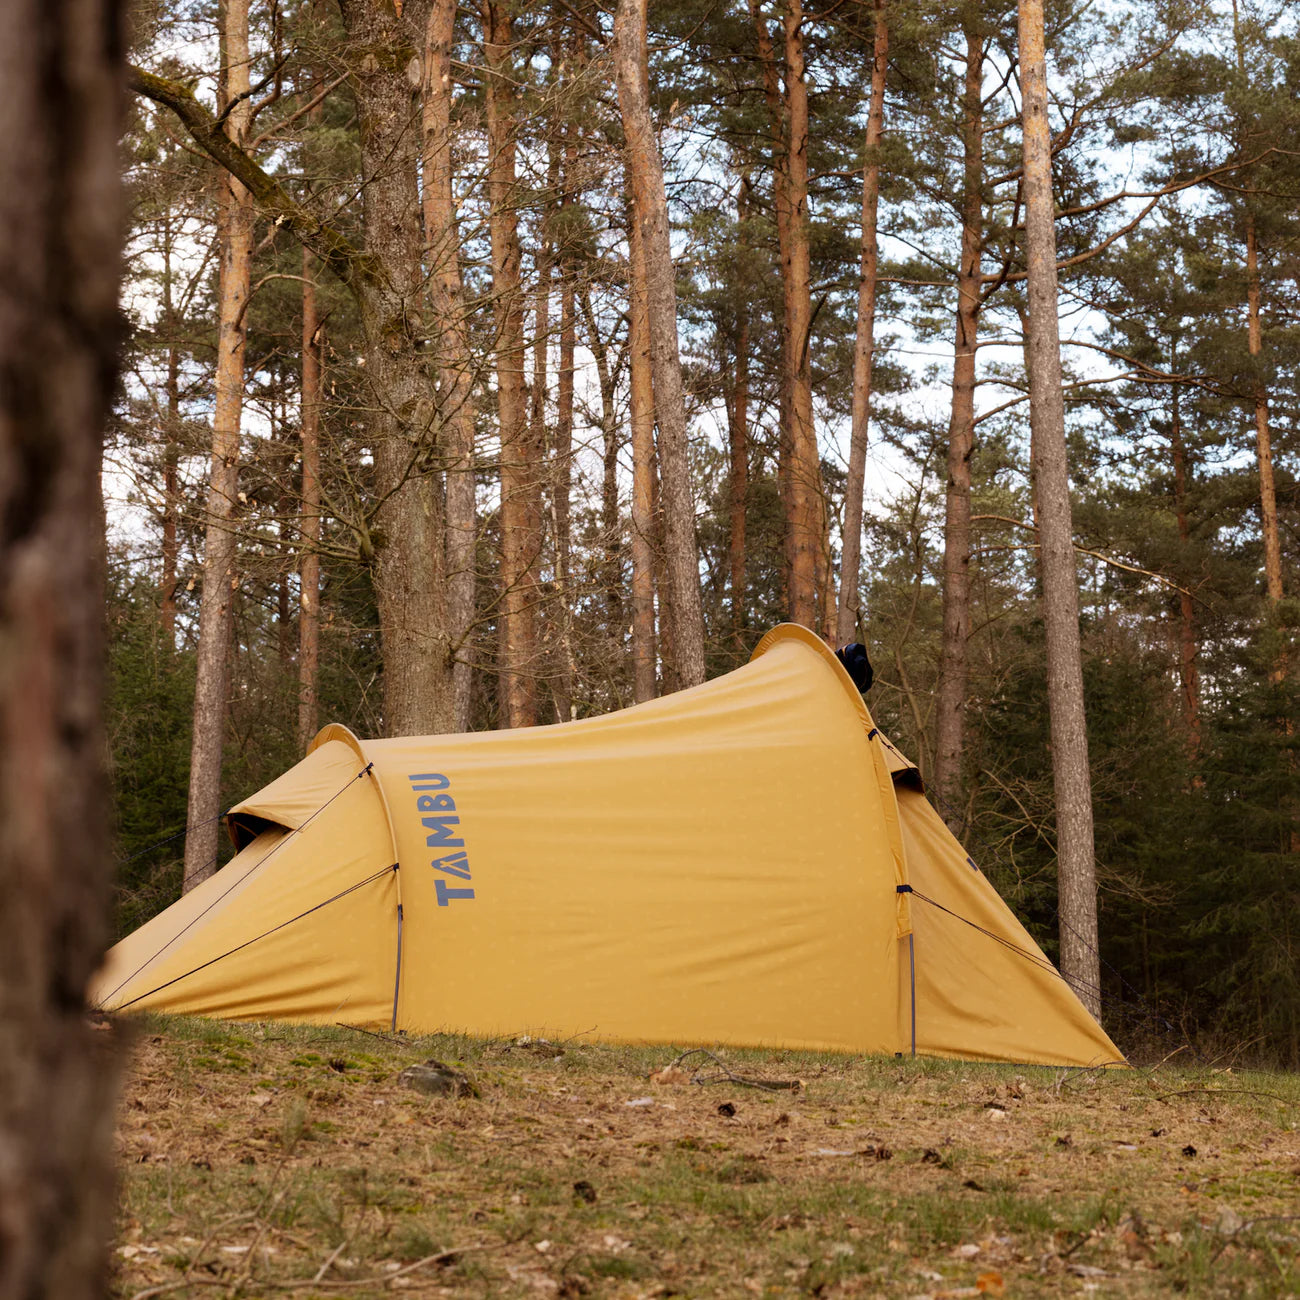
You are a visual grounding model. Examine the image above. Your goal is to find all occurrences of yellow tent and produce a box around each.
[92,625,1123,1067]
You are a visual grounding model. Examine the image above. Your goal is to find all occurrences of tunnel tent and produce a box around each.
[92,624,1124,1068]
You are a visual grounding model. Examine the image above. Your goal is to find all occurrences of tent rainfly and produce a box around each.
[93,625,1124,1067]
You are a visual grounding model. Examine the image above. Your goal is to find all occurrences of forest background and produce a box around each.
[110,0,1300,1065]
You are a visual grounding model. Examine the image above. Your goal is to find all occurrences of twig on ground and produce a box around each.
[130,1246,487,1297]
[335,1022,407,1046]
[1155,1087,1285,1104]
[278,1243,483,1288]
[1052,1062,1117,1095]
[312,1240,348,1283]
[665,1048,803,1092]
[1144,1044,1189,1073]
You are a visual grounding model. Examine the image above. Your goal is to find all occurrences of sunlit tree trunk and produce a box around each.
[1019,0,1100,1017]
[551,245,577,721]
[484,0,538,727]
[781,0,820,628]
[160,213,181,641]
[0,0,122,1287]
[629,202,659,703]
[749,0,795,609]
[424,0,477,731]
[728,179,752,645]
[579,288,623,622]
[613,0,706,688]
[297,251,321,751]
[837,0,887,645]
[183,0,253,892]
[339,0,452,738]
[932,27,983,835]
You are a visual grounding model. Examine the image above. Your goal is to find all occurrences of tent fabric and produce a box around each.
[91,625,1123,1066]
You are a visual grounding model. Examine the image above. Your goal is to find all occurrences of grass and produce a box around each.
[110,1014,1300,1298]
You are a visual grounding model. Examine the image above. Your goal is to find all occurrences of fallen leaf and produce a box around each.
[976,1272,1005,1296]
[717,1102,737,1117]
[648,1066,689,1086]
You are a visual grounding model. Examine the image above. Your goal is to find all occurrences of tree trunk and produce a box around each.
[484,0,538,728]
[728,179,751,645]
[748,0,796,613]
[1170,382,1200,756]
[551,260,578,722]
[277,385,294,667]
[931,27,983,835]
[297,251,322,751]
[579,288,623,622]
[836,0,888,645]
[629,200,659,703]
[0,0,122,1288]
[423,0,477,731]
[183,0,253,892]
[160,212,181,640]
[613,0,706,689]
[1019,0,1101,1018]
[781,0,820,629]
[1245,213,1284,617]
[529,148,556,716]
[339,0,451,738]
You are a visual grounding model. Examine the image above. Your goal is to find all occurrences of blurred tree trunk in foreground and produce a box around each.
[0,0,123,1291]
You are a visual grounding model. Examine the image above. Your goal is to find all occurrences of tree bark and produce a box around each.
[629,201,659,703]
[183,0,253,892]
[338,0,452,738]
[297,251,322,752]
[160,212,181,640]
[579,288,623,623]
[613,0,706,689]
[932,26,983,835]
[0,0,122,1289]
[781,0,820,629]
[836,0,888,645]
[728,179,752,645]
[1019,0,1101,1018]
[748,0,796,612]
[551,268,577,721]
[423,0,478,731]
[484,0,539,728]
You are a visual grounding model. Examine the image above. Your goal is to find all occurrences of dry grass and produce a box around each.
[110,1015,1300,1299]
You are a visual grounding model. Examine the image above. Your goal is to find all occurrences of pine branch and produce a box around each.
[127,65,380,302]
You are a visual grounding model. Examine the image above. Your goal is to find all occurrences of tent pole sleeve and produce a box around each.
[908,933,916,1058]
[357,759,405,1030]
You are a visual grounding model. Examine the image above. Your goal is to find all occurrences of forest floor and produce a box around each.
[109,1015,1300,1300]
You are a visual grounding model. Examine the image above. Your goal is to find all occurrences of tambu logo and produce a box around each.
[408,773,474,905]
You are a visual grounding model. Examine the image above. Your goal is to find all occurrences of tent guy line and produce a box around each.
[100,763,374,1005]
[114,864,396,1012]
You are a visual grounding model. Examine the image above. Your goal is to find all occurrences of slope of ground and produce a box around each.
[109,1016,1299,1298]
